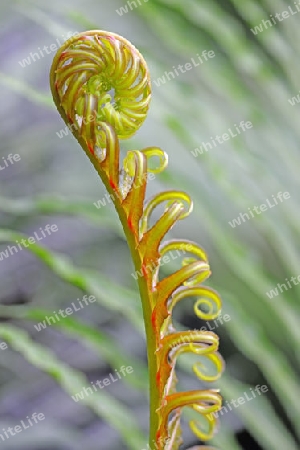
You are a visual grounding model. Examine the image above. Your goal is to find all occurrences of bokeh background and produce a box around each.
[0,0,300,449]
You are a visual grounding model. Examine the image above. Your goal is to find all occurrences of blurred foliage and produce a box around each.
[0,0,299,449]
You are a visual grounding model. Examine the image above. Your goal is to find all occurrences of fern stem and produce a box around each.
[50,30,223,450]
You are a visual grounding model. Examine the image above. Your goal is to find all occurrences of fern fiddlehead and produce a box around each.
[50,30,224,450]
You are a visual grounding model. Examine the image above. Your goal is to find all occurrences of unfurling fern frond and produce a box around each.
[50,30,224,450]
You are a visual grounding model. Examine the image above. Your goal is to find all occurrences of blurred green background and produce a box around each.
[0,0,299,449]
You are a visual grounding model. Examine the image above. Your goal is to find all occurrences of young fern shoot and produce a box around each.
[50,30,224,450]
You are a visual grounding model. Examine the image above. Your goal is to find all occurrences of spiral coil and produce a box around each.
[53,31,151,150]
[50,30,224,450]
